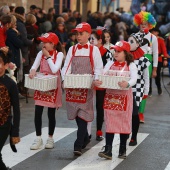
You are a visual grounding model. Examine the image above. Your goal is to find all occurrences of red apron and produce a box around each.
[104,62,133,134]
[34,51,62,108]
[65,45,94,122]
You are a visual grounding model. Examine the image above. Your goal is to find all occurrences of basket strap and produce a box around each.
[89,45,94,75]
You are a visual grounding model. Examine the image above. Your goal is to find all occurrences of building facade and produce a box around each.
[0,0,131,15]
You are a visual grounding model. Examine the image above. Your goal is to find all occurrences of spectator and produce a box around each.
[40,14,53,33]
[65,17,76,33]
[0,5,10,17]
[65,32,76,53]
[0,14,12,47]
[55,22,67,46]
[14,6,33,95]
[25,14,40,67]
[6,15,23,79]
[9,6,15,14]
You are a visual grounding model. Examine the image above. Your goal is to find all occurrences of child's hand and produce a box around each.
[29,69,36,79]
[42,47,50,58]
[93,80,102,87]
[118,81,128,88]
[11,137,20,145]
[8,62,16,70]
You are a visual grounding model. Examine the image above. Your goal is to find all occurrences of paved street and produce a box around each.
[2,70,170,170]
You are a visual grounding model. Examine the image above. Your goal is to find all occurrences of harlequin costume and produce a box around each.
[62,23,103,155]
[133,11,158,123]
[29,33,63,150]
[128,32,151,146]
[98,41,137,160]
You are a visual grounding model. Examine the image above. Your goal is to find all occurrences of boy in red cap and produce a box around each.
[29,32,64,150]
[62,22,103,156]
[97,41,137,160]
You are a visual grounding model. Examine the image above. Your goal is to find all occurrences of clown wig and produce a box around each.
[133,11,156,30]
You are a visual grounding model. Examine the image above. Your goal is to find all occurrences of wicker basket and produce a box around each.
[25,73,57,91]
[98,74,130,90]
[64,74,93,89]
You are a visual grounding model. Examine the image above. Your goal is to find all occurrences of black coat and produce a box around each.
[6,28,23,68]
[14,13,33,66]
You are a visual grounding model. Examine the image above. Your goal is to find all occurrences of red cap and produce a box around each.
[72,22,91,33]
[112,41,130,52]
[38,32,59,45]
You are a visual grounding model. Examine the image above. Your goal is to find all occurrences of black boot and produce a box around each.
[118,145,126,159]
[98,145,112,160]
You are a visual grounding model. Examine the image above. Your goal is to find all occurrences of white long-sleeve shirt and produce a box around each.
[61,42,103,80]
[30,51,64,74]
[141,32,158,67]
[104,60,138,87]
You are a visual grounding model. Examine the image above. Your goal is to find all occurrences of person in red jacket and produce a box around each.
[150,28,170,95]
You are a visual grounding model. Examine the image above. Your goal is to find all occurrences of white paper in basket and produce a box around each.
[64,74,93,89]
[24,73,58,91]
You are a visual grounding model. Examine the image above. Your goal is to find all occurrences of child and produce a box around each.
[89,29,113,141]
[97,41,137,160]
[128,32,151,146]
[0,47,20,170]
[29,33,64,150]
[103,29,115,56]
[133,11,158,122]
[65,32,76,53]
[62,22,103,156]
[55,22,68,48]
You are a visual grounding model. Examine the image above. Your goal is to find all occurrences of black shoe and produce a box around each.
[158,88,162,95]
[7,167,12,170]
[148,90,152,97]
[98,145,112,160]
[73,148,82,156]
[89,135,92,140]
[118,145,126,159]
[82,139,90,149]
[96,136,104,141]
[129,139,137,146]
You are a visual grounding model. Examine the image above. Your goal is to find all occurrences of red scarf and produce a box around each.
[130,47,144,60]
[113,61,126,67]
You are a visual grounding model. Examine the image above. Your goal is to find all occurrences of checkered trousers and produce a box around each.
[132,57,151,107]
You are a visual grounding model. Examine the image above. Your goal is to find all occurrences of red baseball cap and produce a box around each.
[112,41,130,52]
[38,32,59,45]
[72,22,91,33]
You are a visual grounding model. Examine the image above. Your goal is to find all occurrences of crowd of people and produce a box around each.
[0,3,170,170]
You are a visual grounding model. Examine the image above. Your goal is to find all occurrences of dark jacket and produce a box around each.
[14,13,33,66]
[6,28,23,68]
[25,24,40,61]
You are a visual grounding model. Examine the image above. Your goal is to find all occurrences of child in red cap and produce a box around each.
[62,22,103,156]
[29,32,64,150]
[97,41,137,160]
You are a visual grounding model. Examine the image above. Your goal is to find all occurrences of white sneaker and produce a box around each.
[30,138,43,150]
[45,138,54,149]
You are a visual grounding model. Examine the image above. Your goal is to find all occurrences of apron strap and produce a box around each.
[65,45,94,75]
